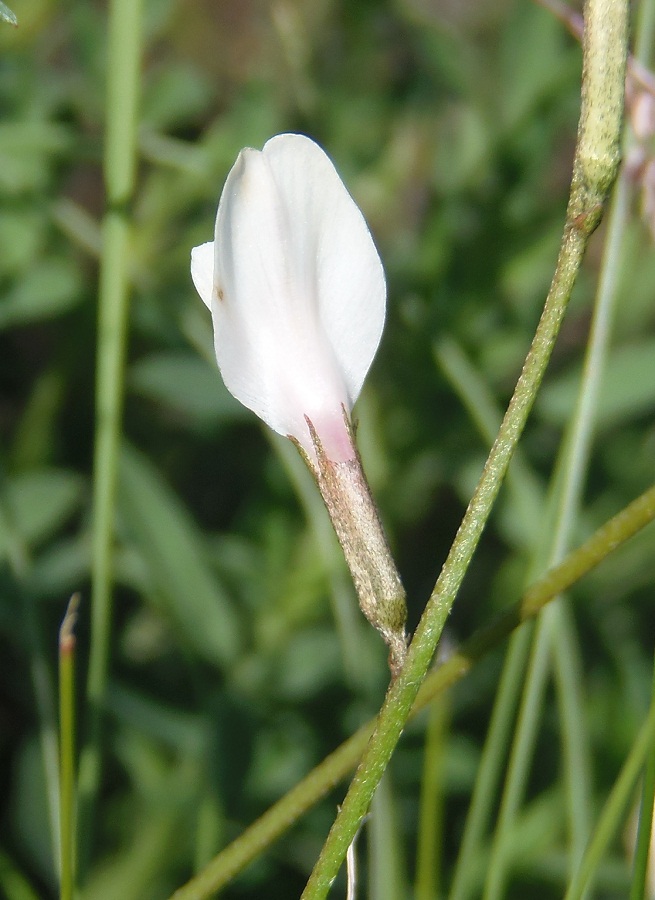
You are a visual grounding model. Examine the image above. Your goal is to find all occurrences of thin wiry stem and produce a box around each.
[76,0,144,872]
[300,1,628,894]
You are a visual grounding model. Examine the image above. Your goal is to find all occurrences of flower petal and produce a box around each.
[212,139,360,457]
[191,133,385,461]
[261,134,386,407]
[190,241,214,309]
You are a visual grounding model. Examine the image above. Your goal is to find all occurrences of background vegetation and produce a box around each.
[0,0,654,897]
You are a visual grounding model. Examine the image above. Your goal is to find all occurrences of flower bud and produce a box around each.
[191,133,407,674]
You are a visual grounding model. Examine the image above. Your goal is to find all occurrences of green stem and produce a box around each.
[368,772,406,900]
[447,625,534,900]
[299,1,627,894]
[168,479,655,900]
[627,1,655,887]
[482,613,553,900]
[415,694,449,900]
[564,699,655,900]
[59,595,79,900]
[630,653,655,900]
[550,601,590,868]
[435,342,544,900]
[76,0,144,870]
[482,14,634,886]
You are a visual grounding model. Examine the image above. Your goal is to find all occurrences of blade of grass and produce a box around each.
[630,653,655,900]
[368,771,407,900]
[564,698,655,900]
[447,625,534,900]
[434,339,545,549]
[435,341,545,900]
[58,594,79,900]
[438,339,589,898]
[482,611,553,900]
[415,692,450,900]
[77,0,144,870]
[0,849,41,900]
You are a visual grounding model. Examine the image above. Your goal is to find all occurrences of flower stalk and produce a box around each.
[302,414,407,675]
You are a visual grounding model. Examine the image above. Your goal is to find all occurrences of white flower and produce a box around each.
[190,133,386,462]
[191,133,407,675]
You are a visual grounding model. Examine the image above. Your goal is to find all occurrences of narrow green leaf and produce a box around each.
[538,342,655,429]
[117,443,241,667]
[0,259,82,329]
[129,352,246,426]
[0,469,84,561]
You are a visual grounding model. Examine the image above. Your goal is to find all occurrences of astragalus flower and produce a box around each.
[191,133,407,675]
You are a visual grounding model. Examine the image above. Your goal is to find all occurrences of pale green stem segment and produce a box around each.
[564,695,655,900]
[59,595,80,900]
[626,2,655,894]
[483,0,639,884]
[630,654,655,900]
[77,0,144,868]
[438,334,587,899]
[167,479,655,900]
[436,342,542,900]
[483,0,655,883]
[415,692,449,900]
[368,772,407,900]
[299,1,628,895]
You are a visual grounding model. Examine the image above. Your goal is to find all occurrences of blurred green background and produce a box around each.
[1,0,655,897]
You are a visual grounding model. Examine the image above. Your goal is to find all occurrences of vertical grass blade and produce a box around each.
[630,654,655,900]
[415,695,449,900]
[77,0,144,869]
[564,701,655,900]
[59,594,79,900]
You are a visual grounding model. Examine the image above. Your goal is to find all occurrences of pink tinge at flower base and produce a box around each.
[190,132,386,465]
[191,133,407,676]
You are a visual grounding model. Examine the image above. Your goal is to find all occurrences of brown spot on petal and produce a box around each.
[215,285,225,302]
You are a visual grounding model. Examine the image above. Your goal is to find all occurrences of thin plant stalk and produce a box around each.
[564,698,655,900]
[482,614,553,900]
[59,595,79,900]
[415,693,450,900]
[270,432,371,687]
[435,339,545,547]
[482,0,655,887]
[627,1,655,894]
[300,1,627,895]
[368,772,406,900]
[447,625,534,900]
[435,342,547,900]
[168,477,655,900]
[630,652,655,900]
[482,114,631,900]
[76,0,144,867]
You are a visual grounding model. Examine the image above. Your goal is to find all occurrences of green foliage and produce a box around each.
[0,0,653,898]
